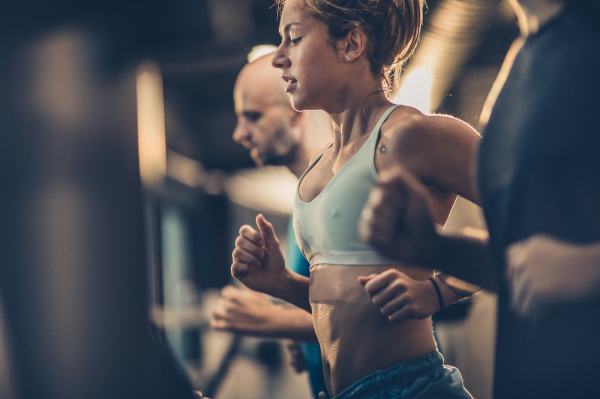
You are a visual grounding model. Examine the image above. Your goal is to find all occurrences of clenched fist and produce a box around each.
[231,214,289,297]
[359,167,440,266]
[358,269,440,322]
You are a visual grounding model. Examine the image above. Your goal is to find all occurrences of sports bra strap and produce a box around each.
[365,104,399,146]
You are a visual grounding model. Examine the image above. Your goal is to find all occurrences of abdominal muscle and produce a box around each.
[309,264,437,396]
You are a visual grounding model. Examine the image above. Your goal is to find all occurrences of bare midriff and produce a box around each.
[309,264,437,396]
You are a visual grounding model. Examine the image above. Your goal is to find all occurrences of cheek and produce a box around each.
[299,51,322,78]
[257,119,282,142]
[299,55,337,92]
[244,126,264,146]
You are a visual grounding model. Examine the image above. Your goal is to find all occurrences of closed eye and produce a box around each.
[243,111,262,122]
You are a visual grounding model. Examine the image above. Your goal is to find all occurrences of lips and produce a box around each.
[282,75,297,93]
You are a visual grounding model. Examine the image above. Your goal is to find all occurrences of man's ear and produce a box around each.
[339,26,368,63]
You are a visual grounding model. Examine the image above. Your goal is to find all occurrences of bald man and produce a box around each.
[231,53,328,176]
[213,53,330,397]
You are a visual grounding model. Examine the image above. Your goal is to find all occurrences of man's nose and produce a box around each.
[232,125,252,146]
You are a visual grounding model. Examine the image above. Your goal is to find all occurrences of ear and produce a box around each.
[340,27,368,63]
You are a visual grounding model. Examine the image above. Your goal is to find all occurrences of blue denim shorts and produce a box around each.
[327,351,472,399]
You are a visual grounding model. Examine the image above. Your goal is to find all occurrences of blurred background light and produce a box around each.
[137,62,168,188]
[225,167,298,215]
[394,0,502,114]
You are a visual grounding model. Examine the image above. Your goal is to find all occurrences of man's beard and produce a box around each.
[262,151,296,166]
[251,144,298,167]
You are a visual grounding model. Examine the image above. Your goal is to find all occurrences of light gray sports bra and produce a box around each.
[293,105,398,268]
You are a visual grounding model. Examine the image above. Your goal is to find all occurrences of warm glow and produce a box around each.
[394,66,435,113]
[167,151,209,190]
[393,0,500,115]
[137,62,167,187]
[225,167,298,215]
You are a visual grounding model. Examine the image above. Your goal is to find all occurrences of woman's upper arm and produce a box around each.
[384,113,481,204]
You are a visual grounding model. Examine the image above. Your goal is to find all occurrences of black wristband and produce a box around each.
[437,273,475,299]
[429,277,445,312]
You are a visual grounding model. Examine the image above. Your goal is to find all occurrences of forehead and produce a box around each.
[279,0,310,30]
[234,86,264,113]
[234,78,277,113]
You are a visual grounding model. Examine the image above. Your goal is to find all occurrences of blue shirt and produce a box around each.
[286,220,327,398]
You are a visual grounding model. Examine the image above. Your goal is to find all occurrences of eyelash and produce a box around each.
[245,112,262,122]
[278,34,302,48]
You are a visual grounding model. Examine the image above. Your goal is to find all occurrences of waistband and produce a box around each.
[331,351,444,399]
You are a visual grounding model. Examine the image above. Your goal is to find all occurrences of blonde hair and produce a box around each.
[276,0,424,88]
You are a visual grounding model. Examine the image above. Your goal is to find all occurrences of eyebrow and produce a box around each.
[279,22,303,37]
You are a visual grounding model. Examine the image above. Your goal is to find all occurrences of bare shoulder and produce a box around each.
[375,106,481,200]
[381,107,480,156]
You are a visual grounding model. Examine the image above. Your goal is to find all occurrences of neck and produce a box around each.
[285,110,333,178]
[328,84,390,151]
[285,143,308,179]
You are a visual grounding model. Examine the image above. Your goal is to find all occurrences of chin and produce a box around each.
[289,97,306,112]
[290,95,317,112]
[250,150,266,166]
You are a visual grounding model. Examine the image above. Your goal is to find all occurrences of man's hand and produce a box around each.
[211,286,281,336]
[507,235,600,316]
[211,285,316,340]
[359,167,440,266]
[231,214,288,297]
[285,340,306,373]
[358,269,440,322]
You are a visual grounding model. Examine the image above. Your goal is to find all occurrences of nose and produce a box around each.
[271,44,290,70]
[232,123,252,146]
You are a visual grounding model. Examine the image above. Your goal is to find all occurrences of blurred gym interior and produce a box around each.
[0,1,520,398]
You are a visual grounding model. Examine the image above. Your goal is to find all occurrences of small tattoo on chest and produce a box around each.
[378,143,389,156]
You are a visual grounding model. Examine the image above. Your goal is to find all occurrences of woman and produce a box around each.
[230,0,479,397]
